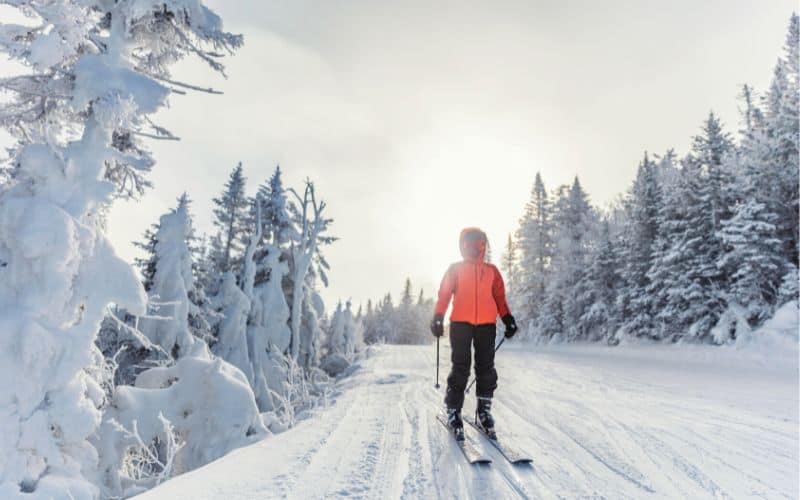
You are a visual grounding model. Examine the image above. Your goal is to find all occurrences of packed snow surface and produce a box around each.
[138,341,798,499]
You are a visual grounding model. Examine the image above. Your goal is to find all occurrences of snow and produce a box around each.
[100,354,265,475]
[735,300,799,352]
[136,340,798,499]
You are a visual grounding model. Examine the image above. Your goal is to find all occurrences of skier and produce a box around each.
[430,227,518,440]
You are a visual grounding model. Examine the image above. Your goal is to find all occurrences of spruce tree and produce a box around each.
[577,220,620,341]
[515,172,551,330]
[762,19,800,266]
[617,152,662,336]
[211,162,250,275]
[539,179,594,340]
[718,199,785,323]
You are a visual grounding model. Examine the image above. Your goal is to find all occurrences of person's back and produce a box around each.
[430,228,518,440]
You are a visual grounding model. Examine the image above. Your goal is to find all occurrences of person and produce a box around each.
[430,227,517,440]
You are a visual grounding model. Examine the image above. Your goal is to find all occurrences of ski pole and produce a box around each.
[434,336,441,389]
[464,337,506,394]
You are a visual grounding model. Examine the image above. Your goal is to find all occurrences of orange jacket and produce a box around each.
[434,228,511,325]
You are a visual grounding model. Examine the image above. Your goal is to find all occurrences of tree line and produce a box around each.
[505,14,799,344]
[361,278,435,344]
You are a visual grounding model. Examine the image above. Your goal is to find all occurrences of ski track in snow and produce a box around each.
[138,344,798,499]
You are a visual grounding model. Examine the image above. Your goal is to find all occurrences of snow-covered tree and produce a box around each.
[514,172,551,332]
[394,278,420,344]
[616,152,662,336]
[286,180,335,366]
[341,301,365,356]
[255,165,295,249]
[139,197,204,357]
[327,301,347,355]
[577,220,620,341]
[0,1,240,496]
[210,162,250,277]
[539,178,596,340]
[96,198,265,497]
[762,16,799,266]
[361,279,433,345]
[500,234,519,306]
[718,199,786,324]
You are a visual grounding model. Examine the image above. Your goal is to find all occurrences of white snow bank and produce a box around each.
[95,353,266,497]
[735,300,799,353]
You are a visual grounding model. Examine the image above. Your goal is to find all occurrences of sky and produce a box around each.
[4,1,796,312]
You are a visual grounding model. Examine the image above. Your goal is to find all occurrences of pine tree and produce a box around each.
[617,152,662,336]
[501,234,519,297]
[327,301,346,354]
[577,220,620,341]
[256,165,295,248]
[650,147,730,341]
[140,197,204,357]
[515,172,551,330]
[251,167,295,288]
[342,300,364,355]
[693,112,736,233]
[762,18,800,266]
[211,162,250,275]
[540,178,595,340]
[133,222,160,292]
[0,2,241,493]
[718,199,786,323]
[394,278,417,344]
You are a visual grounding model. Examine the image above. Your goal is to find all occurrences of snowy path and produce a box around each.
[138,343,798,499]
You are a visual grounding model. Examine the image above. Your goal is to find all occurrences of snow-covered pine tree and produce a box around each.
[256,166,295,247]
[416,288,433,342]
[762,15,799,268]
[648,115,735,342]
[136,200,203,354]
[342,300,365,356]
[211,162,250,277]
[133,221,160,292]
[576,220,620,341]
[251,165,295,288]
[500,234,520,311]
[362,299,379,344]
[539,178,596,341]
[327,301,346,355]
[97,200,264,496]
[616,152,662,337]
[395,278,419,344]
[514,172,551,335]
[0,2,240,496]
[717,199,786,324]
[712,81,790,327]
[377,293,396,343]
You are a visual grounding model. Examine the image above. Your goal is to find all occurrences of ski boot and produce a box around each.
[475,397,497,440]
[446,407,465,441]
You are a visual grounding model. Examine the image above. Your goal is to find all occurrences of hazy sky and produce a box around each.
[14,1,797,311]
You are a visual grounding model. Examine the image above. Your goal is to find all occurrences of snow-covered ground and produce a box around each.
[138,341,798,499]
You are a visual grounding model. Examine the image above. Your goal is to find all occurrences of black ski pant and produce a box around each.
[444,322,498,411]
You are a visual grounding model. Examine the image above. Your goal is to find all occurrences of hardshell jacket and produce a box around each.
[434,228,511,325]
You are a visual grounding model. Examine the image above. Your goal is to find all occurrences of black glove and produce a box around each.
[430,314,444,337]
[502,314,518,338]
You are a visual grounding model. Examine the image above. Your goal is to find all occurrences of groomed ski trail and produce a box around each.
[138,344,798,499]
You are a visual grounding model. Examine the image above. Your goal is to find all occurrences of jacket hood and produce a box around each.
[459,227,487,262]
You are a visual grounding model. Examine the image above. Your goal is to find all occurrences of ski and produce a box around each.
[466,419,533,464]
[436,413,492,464]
